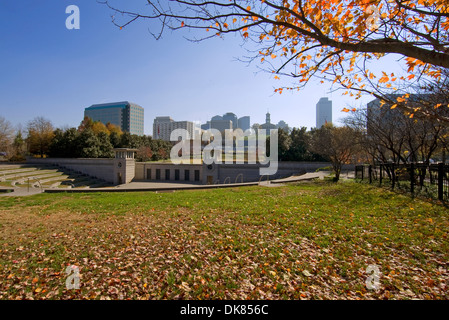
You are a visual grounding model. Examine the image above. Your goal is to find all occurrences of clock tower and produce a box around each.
[113,148,138,185]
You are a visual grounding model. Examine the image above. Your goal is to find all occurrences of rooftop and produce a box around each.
[86,101,142,110]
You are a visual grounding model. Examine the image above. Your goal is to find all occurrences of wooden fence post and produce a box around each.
[379,164,383,186]
[438,162,444,201]
[391,163,395,190]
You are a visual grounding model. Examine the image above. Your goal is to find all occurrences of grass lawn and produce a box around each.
[0,180,447,300]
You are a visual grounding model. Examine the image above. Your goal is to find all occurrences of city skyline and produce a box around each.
[0,1,382,136]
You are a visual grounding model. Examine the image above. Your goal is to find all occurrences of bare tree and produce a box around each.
[309,123,359,181]
[0,116,14,154]
[344,103,448,165]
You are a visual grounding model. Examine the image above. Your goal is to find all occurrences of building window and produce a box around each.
[175,169,180,181]
[146,169,151,180]
[165,169,170,180]
[195,170,200,182]
[184,170,190,181]
[156,169,161,180]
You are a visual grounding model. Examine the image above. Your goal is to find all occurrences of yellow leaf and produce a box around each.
[232,18,237,24]
[35,288,42,293]
[271,54,277,59]
[302,270,312,277]
[390,104,397,109]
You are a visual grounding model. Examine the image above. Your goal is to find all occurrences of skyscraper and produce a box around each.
[238,116,250,131]
[84,101,144,135]
[210,119,233,134]
[222,112,238,129]
[202,113,251,132]
[316,97,332,128]
[153,116,194,141]
[276,120,289,131]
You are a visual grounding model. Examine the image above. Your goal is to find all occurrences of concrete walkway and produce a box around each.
[270,171,330,183]
[0,187,43,197]
[1,171,332,196]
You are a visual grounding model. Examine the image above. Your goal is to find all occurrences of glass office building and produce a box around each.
[84,101,144,135]
[316,97,332,128]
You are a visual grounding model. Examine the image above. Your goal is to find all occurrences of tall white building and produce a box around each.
[316,97,332,128]
[153,117,194,141]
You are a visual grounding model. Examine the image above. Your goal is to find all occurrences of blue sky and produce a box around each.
[0,1,391,135]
